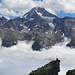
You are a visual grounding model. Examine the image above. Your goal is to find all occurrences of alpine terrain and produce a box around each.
[0,7,75,50]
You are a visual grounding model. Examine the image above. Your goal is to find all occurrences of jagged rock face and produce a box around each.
[53,16,75,37]
[0,28,24,47]
[0,16,8,27]
[66,69,75,75]
[53,16,75,48]
[0,17,25,47]
[29,58,60,75]
[2,17,24,31]
[0,7,75,50]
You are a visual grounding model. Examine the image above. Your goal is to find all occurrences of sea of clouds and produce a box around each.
[0,37,75,75]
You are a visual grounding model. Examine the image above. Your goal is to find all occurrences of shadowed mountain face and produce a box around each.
[29,58,60,75]
[0,7,75,50]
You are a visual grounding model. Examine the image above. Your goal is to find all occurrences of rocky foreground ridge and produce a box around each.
[0,7,75,50]
[28,59,75,75]
[29,58,60,75]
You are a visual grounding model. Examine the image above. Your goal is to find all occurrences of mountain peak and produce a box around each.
[23,7,57,19]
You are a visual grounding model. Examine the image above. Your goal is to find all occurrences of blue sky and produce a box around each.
[55,11,75,18]
[0,0,75,19]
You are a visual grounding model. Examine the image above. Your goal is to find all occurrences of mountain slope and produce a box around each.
[0,7,75,50]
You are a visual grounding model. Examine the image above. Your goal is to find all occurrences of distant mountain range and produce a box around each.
[0,7,75,50]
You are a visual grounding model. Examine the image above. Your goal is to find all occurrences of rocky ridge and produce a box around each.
[28,58,75,75]
[29,58,60,75]
[0,7,75,50]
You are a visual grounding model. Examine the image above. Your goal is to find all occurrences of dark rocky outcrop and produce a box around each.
[29,58,60,75]
[66,69,75,75]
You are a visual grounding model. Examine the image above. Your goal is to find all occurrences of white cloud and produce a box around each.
[0,0,75,18]
[43,0,75,13]
[0,38,75,75]
[0,8,22,16]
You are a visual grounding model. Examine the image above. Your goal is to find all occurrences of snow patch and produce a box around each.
[55,31,57,34]
[35,25,38,27]
[20,26,28,33]
[29,18,34,21]
[20,24,23,26]
[61,33,64,37]
[42,16,55,23]
[49,23,55,28]
[10,28,14,31]
[28,28,31,31]
[45,32,48,34]
[35,8,42,16]
[36,12,42,16]
[23,14,28,18]
[73,28,75,29]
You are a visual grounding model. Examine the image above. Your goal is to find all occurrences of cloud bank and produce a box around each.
[0,38,75,75]
[0,0,75,18]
